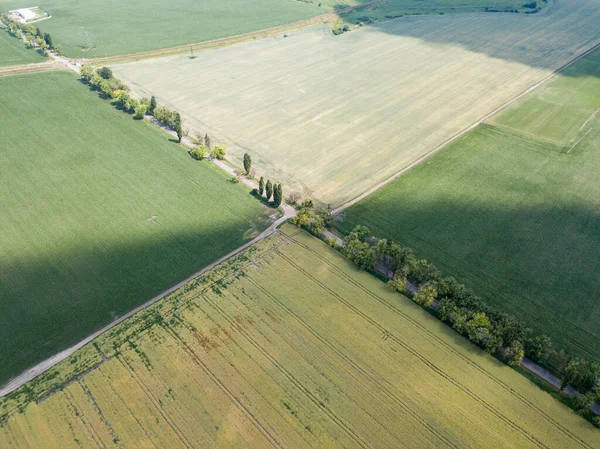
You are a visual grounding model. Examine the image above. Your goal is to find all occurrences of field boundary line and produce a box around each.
[85,0,385,64]
[568,127,593,153]
[276,250,553,449]
[287,232,596,445]
[333,38,600,214]
[0,211,295,398]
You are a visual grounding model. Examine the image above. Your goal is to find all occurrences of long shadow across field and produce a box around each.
[349,0,600,76]
[337,122,600,363]
[0,219,269,388]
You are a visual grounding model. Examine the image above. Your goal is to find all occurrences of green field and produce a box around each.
[339,47,600,362]
[0,29,47,66]
[0,72,272,387]
[1,225,597,448]
[340,0,542,24]
[113,0,600,206]
[0,0,325,58]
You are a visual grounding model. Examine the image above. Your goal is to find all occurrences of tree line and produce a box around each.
[80,66,279,207]
[2,15,62,56]
[291,206,599,426]
[257,175,283,207]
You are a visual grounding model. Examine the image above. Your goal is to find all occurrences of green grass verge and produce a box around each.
[338,47,600,361]
[0,28,47,66]
[0,71,271,386]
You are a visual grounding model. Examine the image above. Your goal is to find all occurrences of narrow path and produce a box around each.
[0,58,296,398]
[322,229,599,415]
[0,61,64,76]
[86,0,386,64]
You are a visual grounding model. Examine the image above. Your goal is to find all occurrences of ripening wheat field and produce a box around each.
[113,0,600,205]
[1,225,597,448]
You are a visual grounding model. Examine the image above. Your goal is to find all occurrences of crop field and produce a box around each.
[338,46,600,362]
[0,71,272,388]
[0,225,597,448]
[0,0,325,58]
[112,0,600,206]
[340,0,540,24]
[0,29,46,66]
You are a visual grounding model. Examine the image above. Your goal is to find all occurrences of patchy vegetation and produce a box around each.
[1,226,597,447]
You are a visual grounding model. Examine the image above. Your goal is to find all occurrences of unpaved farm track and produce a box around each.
[0,62,65,76]
[88,0,385,65]
[333,36,600,214]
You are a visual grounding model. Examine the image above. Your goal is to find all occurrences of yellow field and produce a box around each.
[113,0,600,205]
[0,225,597,448]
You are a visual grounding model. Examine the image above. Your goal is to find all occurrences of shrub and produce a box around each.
[80,65,94,82]
[133,105,147,120]
[211,145,226,160]
[97,67,113,80]
[388,276,407,293]
[413,281,437,307]
[501,340,525,366]
[300,199,313,209]
[189,145,208,160]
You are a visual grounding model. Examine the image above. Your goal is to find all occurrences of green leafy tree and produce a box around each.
[80,65,94,83]
[388,276,407,293]
[174,113,183,143]
[276,183,283,207]
[134,105,147,120]
[211,145,226,160]
[525,334,553,365]
[97,67,113,80]
[501,340,525,366]
[43,33,53,48]
[274,184,283,207]
[243,153,252,175]
[413,281,437,307]
[204,134,211,149]
[148,95,157,115]
[189,145,208,160]
[265,180,273,201]
[99,80,112,98]
[258,176,264,195]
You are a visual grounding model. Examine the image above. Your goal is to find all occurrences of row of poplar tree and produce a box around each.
[257,177,283,207]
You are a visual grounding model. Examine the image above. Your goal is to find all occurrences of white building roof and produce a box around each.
[16,9,37,21]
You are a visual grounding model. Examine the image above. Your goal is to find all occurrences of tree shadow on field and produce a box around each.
[337,197,600,364]
[337,0,600,77]
[0,219,267,390]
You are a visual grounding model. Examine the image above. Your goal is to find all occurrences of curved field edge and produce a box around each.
[0,0,326,58]
[0,225,597,448]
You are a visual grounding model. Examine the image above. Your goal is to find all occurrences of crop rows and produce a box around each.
[0,226,597,448]
[113,0,600,205]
